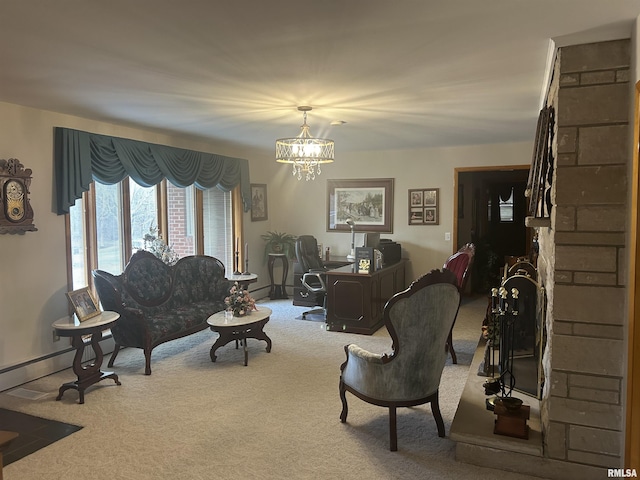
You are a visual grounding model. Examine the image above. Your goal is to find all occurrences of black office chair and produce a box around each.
[295,235,328,319]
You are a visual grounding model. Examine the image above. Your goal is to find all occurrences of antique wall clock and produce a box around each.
[0,158,37,234]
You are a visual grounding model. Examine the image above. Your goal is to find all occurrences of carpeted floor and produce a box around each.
[0,408,81,466]
[0,295,542,480]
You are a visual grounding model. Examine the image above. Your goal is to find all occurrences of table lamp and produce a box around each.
[346,218,356,260]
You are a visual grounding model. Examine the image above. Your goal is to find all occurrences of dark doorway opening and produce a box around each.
[455,166,531,293]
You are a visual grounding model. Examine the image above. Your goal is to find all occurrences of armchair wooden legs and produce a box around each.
[339,381,348,423]
[446,330,457,364]
[431,393,446,438]
[389,406,398,451]
[339,382,445,451]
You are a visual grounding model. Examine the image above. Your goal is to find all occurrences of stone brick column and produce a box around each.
[540,39,630,469]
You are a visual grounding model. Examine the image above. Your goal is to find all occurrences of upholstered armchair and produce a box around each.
[442,242,475,363]
[295,235,328,319]
[339,269,461,451]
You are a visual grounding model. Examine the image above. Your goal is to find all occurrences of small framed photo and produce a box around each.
[410,190,423,207]
[66,287,101,322]
[250,183,268,221]
[424,207,437,224]
[408,188,439,225]
[409,208,424,225]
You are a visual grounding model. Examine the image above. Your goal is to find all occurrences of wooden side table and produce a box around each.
[52,311,122,404]
[267,253,289,299]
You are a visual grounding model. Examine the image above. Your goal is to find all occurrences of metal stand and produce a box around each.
[485,286,520,410]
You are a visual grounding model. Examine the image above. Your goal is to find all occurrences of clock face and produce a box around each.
[5,179,25,222]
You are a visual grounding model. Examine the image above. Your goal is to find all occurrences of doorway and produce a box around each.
[454,165,531,293]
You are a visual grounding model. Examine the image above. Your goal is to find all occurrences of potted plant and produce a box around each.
[260,231,297,263]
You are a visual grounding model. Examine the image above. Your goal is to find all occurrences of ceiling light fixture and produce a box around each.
[275,106,334,181]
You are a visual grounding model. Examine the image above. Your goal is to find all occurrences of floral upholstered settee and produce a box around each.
[93,250,233,375]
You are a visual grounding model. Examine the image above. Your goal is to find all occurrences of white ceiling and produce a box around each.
[1,1,639,154]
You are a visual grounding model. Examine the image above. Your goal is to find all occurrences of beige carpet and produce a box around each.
[1,295,540,480]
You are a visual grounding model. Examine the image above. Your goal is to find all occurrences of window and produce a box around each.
[68,178,237,291]
[487,186,515,224]
[95,182,124,274]
[203,186,233,272]
[68,196,88,291]
[130,179,158,253]
[499,188,514,223]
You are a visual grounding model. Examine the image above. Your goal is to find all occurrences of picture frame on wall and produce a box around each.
[66,287,101,322]
[250,183,268,221]
[327,178,394,233]
[408,188,439,225]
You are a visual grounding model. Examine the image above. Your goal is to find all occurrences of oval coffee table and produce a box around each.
[207,306,272,366]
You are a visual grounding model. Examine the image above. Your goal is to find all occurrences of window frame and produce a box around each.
[65,179,242,295]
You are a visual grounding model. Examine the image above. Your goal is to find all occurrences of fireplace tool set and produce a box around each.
[483,285,530,438]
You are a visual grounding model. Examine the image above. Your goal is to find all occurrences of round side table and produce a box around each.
[228,273,258,291]
[52,311,122,404]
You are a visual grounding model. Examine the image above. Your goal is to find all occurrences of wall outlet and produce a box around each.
[52,330,60,342]
[445,232,451,241]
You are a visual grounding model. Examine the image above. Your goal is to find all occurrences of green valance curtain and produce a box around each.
[54,127,251,215]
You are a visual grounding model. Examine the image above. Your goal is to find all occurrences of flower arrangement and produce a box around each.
[224,282,257,317]
[142,226,179,266]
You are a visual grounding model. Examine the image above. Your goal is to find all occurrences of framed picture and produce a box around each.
[408,188,439,225]
[66,287,101,322]
[250,184,268,221]
[327,178,394,233]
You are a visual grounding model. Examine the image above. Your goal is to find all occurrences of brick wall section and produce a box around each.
[544,39,629,469]
[167,184,195,257]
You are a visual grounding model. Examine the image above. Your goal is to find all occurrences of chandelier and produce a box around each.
[275,106,334,181]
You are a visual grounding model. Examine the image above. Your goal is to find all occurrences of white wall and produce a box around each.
[0,99,532,390]
[261,142,532,281]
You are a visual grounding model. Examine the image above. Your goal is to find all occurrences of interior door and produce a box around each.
[486,180,528,260]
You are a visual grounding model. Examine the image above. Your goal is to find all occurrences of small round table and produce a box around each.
[228,273,258,291]
[52,311,121,404]
[206,306,272,366]
[268,253,289,299]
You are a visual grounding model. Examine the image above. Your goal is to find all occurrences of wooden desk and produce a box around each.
[52,311,121,404]
[325,259,408,335]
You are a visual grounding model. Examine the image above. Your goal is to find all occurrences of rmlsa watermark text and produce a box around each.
[608,469,638,478]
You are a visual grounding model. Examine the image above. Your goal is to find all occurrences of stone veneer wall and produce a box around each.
[538,39,630,470]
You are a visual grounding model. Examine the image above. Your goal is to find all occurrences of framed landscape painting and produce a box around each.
[327,178,394,233]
